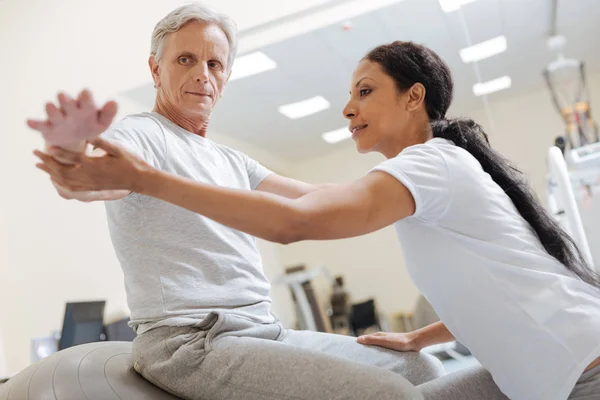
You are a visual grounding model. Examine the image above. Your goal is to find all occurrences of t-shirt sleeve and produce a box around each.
[101,115,166,170]
[243,154,274,190]
[370,143,452,223]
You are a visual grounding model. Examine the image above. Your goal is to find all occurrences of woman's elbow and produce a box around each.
[272,209,308,245]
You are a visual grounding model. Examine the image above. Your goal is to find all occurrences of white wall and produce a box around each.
[279,72,600,329]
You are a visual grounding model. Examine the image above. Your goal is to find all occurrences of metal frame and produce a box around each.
[547,143,600,270]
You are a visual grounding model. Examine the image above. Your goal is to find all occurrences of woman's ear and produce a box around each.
[406,83,426,112]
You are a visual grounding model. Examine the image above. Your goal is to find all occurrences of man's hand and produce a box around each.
[34,138,153,193]
[27,89,118,147]
[357,332,421,352]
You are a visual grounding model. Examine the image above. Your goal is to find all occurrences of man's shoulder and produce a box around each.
[112,112,163,132]
[103,113,165,143]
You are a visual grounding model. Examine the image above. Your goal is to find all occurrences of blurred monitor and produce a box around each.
[104,317,136,342]
[58,301,106,351]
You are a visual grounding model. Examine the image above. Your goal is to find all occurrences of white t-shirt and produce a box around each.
[102,112,276,334]
[371,138,600,400]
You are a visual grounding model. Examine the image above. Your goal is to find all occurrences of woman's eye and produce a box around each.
[359,88,371,97]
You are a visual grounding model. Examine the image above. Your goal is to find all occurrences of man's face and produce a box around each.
[150,21,231,119]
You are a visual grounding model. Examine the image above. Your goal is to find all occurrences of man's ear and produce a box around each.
[149,55,161,88]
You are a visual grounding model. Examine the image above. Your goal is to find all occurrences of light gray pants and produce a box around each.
[133,311,598,400]
[132,312,444,400]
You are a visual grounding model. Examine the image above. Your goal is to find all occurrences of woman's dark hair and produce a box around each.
[366,41,600,288]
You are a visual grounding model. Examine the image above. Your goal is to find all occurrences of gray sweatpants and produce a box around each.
[133,312,599,399]
[132,312,444,400]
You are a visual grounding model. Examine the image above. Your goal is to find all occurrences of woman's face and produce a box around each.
[343,59,427,157]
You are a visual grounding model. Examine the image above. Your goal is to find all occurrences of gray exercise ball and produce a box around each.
[0,342,180,400]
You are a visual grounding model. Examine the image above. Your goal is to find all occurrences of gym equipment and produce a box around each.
[544,34,599,271]
[547,142,600,270]
[543,35,599,150]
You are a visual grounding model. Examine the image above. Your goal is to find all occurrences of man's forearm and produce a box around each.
[410,321,456,351]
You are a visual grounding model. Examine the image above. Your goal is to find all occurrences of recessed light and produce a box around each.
[460,36,507,63]
[322,127,352,144]
[439,0,477,13]
[473,76,512,96]
[229,52,277,81]
[278,96,330,119]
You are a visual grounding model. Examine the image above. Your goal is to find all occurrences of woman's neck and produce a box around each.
[381,121,433,159]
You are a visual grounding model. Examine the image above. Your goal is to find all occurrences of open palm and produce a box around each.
[27,89,117,147]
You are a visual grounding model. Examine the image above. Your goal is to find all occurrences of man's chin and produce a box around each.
[185,104,213,117]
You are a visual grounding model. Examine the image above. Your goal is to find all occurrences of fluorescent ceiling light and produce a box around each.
[229,52,277,81]
[439,0,477,13]
[278,96,330,119]
[322,127,352,144]
[473,76,512,96]
[460,36,507,63]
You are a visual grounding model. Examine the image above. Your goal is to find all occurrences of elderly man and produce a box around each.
[27,4,443,399]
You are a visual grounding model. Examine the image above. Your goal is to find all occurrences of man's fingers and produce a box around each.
[77,89,96,109]
[45,102,64,125]
[89,137,122,156]
[57,92,77,114]
[26,119,51,133]
[97,100,118,128]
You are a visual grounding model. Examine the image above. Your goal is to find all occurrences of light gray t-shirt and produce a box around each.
[102,112,275,334]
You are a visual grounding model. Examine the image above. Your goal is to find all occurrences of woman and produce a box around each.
[35,41,600,400]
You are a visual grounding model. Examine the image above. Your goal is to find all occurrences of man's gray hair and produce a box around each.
[150,3,238,72]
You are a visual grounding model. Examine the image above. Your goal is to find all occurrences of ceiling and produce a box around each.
[122,0,600,162]
[4,0,600,162]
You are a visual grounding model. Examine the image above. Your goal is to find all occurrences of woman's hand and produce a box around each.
[34,137,153,193]
[358,322,455,352]
[357,331,421,352]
